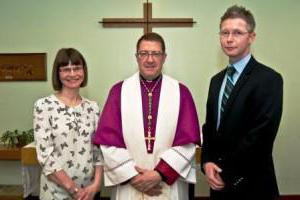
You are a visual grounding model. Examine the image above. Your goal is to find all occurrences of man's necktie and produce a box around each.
[221,66,236,118]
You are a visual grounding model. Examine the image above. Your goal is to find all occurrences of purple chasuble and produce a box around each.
[93,78,201,152]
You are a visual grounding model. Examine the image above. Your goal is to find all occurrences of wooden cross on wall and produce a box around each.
[99,2,196,34]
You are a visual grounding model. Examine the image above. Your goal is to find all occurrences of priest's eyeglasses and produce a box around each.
[59,65,83,73]
[136,51,164,59]
[219,30,249,38]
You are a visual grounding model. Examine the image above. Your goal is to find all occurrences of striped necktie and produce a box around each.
[221,66,236,118]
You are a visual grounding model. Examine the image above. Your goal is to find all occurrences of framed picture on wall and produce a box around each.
[0,53,47,81]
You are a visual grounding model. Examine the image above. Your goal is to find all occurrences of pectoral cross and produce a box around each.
[145,131,155,151]
[140,77,161,152]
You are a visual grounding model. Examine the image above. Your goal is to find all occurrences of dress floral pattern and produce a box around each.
[33,94,103,200]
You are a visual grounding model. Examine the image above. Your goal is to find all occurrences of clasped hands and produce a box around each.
[72,183,98,200]
[130,166,163,196]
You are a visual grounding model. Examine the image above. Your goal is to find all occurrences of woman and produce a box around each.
[33,48,103,200]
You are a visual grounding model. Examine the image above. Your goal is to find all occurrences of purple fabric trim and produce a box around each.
[93,81,126,147]
[173,84,201,146]
[155,160,179,185]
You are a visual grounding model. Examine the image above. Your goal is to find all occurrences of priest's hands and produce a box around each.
[203,162,225,191]
[130,166,163,196]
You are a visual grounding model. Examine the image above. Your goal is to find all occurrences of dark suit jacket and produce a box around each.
[201,56,283,200]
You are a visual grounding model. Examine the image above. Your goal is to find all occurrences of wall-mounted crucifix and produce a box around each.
[99,2,196,34]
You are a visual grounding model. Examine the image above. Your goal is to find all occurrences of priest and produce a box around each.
[93,32,201,199]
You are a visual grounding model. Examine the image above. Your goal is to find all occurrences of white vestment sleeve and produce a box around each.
[100,145,138,186]
[160,143,196,183]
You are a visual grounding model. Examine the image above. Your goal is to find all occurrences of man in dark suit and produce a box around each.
[201,5,283,200]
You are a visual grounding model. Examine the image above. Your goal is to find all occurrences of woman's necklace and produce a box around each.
[56,93,81,107]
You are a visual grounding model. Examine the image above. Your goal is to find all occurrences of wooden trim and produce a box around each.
[0,185,22,200]
[79,196,300,200]
[0,145,21,160]
[195,145,201,164]
[2,194,299,200]
[91,197,300,200]
[279,196,300,200]
[21,146,38,165]
[14,144,200,165]
[193,196,300,200]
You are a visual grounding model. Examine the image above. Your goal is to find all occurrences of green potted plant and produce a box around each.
[0,128,34,147]
[17,129,34,147]
[0,130,18,147]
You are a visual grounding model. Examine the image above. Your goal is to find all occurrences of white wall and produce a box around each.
[0,0,299,196]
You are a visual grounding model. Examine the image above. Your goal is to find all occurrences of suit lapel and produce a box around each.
[212,70,226,126]
[219,57,257,128]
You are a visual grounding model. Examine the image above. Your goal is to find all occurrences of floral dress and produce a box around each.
[33,94,103,200]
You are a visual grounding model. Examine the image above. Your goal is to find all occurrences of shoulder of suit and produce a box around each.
[246,60,283,86]
[211,69,227,82]
[253,60,282,78]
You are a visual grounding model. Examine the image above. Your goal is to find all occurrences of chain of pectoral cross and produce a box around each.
[140,76,162,151]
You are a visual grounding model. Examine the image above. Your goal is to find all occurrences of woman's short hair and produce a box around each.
[52,48,88,91]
